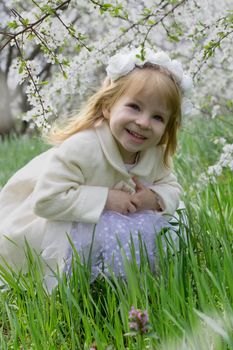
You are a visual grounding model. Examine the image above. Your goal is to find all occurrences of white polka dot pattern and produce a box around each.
[65,210,172,277]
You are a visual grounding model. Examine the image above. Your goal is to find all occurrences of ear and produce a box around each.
[102,106,110,120]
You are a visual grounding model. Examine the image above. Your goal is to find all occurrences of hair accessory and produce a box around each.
[106,47,194,115]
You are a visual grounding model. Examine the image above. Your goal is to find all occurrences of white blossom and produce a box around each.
[212,105,221,119]
[213,138,226,145]
[0,0,232,178]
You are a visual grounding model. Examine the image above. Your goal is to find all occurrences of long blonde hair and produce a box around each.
[46,65,182,166]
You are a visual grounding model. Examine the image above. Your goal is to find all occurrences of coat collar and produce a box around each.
[95,121,156,178]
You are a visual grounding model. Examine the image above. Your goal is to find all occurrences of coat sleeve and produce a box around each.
[149,171,182,215]
[31,135,109,224]
[149,151,182,215]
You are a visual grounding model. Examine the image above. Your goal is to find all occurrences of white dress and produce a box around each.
[64,164,179,278]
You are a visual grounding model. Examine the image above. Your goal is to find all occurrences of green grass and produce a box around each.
[0,135,49,187]
[0,117,232,349]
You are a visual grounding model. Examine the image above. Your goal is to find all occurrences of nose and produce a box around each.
[135,115,151,129]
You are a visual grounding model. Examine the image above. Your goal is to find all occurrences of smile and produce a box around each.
[126,129,147,140]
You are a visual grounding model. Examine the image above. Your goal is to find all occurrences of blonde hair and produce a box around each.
[47,65,182,166]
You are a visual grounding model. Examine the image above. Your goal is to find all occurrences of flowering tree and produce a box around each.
[0,0,232,172]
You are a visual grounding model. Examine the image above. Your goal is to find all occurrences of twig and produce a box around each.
[0,0,71,51]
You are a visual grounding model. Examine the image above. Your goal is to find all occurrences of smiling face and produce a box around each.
[103,68,174,163]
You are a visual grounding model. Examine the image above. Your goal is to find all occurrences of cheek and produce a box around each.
[161,125,167,135]
[152,123,166,136]
[110,111,125,126]
[109,117,119,136]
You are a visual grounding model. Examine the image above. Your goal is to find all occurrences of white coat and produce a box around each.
[0,121,182,290]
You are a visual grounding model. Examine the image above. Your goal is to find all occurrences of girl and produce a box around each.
[0,48,192,291]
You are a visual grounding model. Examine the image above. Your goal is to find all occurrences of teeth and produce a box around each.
[128,129,146,139]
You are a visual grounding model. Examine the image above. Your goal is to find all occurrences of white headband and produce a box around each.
[106,47,194,115]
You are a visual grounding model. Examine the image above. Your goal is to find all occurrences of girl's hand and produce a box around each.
[105,189,137,214]
[130,177,162,212]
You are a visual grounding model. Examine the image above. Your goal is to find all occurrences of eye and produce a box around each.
[153,115,164,122]
[127,103,140,111]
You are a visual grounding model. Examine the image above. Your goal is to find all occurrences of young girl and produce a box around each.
[0,48,192,290]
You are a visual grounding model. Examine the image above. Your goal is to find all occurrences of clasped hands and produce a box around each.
[105,177,161,215]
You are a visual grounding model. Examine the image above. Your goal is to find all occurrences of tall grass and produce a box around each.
[0,117,232,349]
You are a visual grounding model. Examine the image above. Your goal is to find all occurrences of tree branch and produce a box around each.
[0,0,71,51]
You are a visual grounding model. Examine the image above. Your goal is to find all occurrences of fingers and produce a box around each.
[127,202,137,213]
[121,201,137,215]
[130,195,140,208]
[132,176,144,191]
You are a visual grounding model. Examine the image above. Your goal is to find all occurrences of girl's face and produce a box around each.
[103,80,171,163]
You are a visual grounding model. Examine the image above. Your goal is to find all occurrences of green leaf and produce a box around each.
[100,3,113,14]
[37,81,49,86]
[27,33,35,41]
[41,5,55,15]
[63,71,68,79]
[168,34,180,42]
[8,21,19,29]
[19,61,26,74]
[147,19,156,25]
[21,18,29,27]
[143,7,152,16]
[102,4,113,9]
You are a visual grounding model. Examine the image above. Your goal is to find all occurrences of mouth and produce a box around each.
[125,128,147,140]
